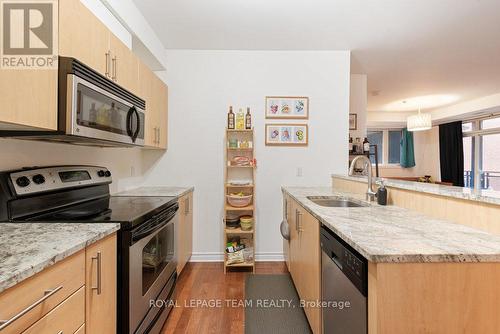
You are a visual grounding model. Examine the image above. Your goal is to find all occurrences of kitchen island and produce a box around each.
[282,186,500,334]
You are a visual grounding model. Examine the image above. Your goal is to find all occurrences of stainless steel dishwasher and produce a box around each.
[321,225,368,334]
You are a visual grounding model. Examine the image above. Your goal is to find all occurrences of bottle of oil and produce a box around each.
[245,107,252,129]
[236,108,245,130]
[227,106,235,129]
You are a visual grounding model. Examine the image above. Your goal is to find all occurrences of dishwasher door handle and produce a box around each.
[331,252,343,270]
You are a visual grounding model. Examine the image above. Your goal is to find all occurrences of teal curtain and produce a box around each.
[400,128,416,168]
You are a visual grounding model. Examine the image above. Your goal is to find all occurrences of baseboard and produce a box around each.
[190,252,285,262]
[190,252,224,262]
[255,252,285,261]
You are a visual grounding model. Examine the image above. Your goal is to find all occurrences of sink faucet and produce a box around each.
[348,155,377,202]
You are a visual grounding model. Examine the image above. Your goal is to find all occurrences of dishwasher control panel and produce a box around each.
[344,249,364,279]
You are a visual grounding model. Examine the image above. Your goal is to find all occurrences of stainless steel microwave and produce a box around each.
[0,57,145,147]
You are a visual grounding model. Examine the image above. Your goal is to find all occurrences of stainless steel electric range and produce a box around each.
[0,165,178,334]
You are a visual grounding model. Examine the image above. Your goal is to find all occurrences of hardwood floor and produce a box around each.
[161,262,288,334]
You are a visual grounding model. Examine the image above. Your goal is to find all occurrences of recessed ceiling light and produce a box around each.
[382,94,460,112]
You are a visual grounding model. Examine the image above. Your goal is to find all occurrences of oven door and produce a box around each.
[67,74,145,146]
[129,210,178,333]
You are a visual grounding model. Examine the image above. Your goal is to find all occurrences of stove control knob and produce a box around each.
[16,176,30,187]
[32,174,46,185]
[104,170,111,177]
[97,170,105,177]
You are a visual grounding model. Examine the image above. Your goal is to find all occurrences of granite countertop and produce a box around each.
[0,223,119,293]
[332,174,500,206]
[282,186,500,263]
[115,186,194,198]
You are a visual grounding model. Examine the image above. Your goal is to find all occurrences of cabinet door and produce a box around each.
[283,195,291,270]
[59,0,110,77]
[177,192,193,274]
[109,34,139,95]
[176,194,186,274]
[138,60,157,147]
[288,200,301,292]
[85,233,117,334]
[298,207,321,334]
[157,82,168,149]
[186,192,193,264]
[0,70,57,130]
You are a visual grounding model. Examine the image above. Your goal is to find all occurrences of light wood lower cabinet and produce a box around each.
[22,287,85,334]
[0,233,117,334]
[286,197,321,334]
[85,233,117,334]
[177,191,194,274]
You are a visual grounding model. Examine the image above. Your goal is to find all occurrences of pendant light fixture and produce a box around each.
[407,108,432,131]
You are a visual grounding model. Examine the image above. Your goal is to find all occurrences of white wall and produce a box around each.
[350,74,367,139]
[140,50,351,261]
[0,139,143,194]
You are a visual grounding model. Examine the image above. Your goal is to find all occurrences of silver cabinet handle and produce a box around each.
[112,56,117,81]
[0,286,63,330]
[105,51,111,78]
[185,197,190,215]
[297,210,303,233]
[295,209,299,232]
[91,251,102,295]
[157,128,161,145]
[154,127,158,144]
[284,199,288,219]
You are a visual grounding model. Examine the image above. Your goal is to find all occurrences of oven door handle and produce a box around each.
[131,205,178,243]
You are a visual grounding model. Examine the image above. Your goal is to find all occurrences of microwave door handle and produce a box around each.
[132,107,141,143]
[126,107,134,138]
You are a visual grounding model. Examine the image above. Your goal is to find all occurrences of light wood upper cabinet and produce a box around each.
[177,191,194,274]
[287,197,321,334]
[139,60,168,149]
[0,70,57,130]
[59,0,110,77]
[85,234,117,334]
[109,34,139,95]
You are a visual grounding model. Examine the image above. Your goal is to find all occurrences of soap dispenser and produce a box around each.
[377,181,387,205]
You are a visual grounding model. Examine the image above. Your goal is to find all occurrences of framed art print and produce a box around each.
[265,124,308,146]
[265,96,309,119]
[349,113,357,130]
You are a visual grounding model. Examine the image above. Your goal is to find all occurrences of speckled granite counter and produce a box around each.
[282,186,500,263]
[332,174,500,206]
[115,186,194,198]
[0,223,119,293]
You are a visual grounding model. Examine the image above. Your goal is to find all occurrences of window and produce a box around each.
[367,129,403,165]
[367,131,383,164]
[463,116,500,191]
[388,130,402,164]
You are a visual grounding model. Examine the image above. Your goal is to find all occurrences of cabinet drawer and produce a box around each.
[22,287,85,334]
[74,324,85,334]
[0,250,85,334]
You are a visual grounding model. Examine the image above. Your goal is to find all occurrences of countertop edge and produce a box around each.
[281,186,500,264]
[0,224,119,294]
[114,186,195,198]
[331,174,500,207]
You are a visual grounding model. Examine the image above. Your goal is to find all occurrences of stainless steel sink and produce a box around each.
[307,196,369,207]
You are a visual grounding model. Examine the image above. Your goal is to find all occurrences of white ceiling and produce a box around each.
[133,0,500,112]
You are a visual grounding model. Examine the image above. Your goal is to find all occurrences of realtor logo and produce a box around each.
[1,0,57,69]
